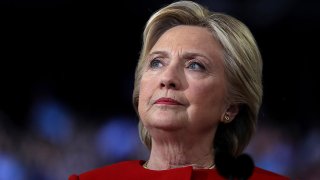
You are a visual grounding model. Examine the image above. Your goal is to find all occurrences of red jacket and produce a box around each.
[69,160,290,180]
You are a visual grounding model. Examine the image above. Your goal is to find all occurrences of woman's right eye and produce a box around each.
[149,59,163,69]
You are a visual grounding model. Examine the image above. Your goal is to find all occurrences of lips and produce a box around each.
[154,97,182,105]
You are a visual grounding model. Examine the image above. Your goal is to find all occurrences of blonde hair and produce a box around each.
[132,1,263,156]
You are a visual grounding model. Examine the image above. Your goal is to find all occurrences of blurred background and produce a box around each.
[0,0,319,179]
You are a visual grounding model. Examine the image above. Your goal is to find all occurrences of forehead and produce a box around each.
[157,25,213,43]
[149,25,223,61]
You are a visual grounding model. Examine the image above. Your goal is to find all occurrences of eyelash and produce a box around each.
[149,58,163,69]
[148,58,206,71]
[186,61,206,71]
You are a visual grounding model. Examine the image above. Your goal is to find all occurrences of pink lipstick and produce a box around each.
[155,97,182,105]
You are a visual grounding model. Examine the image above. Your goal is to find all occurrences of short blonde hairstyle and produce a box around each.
[132,0,263,156]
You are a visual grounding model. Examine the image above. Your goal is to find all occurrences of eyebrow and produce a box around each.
[148,50,212,61]
[148,51,167,57]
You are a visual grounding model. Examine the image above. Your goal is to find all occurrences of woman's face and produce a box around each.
[138,25,227,134]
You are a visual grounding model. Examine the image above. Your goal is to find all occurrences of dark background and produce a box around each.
[0,0,319,179]
[1,0,319,128]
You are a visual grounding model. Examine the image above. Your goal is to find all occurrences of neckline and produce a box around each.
[139,160,215,172]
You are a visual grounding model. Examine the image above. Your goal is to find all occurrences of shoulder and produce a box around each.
[251,167,290,180]
[68,160,144,180]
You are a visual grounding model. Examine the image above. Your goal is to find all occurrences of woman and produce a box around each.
[69,1,289,179]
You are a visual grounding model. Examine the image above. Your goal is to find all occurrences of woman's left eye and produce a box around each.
[187,61,205,71]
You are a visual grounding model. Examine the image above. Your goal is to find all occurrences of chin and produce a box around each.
[145,115,187,132]
[151,123,184,132]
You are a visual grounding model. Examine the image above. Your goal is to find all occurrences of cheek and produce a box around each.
[188,84,226,127]
[138,76,155,108]
[188,80,226,109]
[138,79,148,106]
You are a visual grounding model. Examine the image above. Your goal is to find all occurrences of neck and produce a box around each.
[146,129,215,170]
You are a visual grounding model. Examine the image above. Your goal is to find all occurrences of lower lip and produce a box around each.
[155,101,181,105]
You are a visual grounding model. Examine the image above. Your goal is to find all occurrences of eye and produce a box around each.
[149,59,163,69]
[187,61,205,71]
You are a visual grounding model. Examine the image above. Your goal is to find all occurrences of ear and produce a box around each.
[221,104,239,123]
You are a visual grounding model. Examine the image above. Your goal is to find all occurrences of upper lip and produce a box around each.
[154,97,182,105]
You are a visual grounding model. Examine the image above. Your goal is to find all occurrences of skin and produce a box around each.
[138,25,237,170]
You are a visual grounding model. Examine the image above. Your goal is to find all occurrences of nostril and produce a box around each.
[169,83,176,88]
[160,81,177,89]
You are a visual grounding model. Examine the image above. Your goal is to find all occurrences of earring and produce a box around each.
[224,114,231,123]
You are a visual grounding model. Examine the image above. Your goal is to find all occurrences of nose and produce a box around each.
[159,64,182,90]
